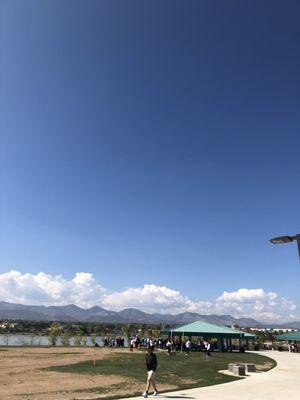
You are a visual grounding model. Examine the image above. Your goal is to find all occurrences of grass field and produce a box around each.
[0,347,276,400]
[47,349,276,399]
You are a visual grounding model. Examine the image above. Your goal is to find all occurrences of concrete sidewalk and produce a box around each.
[121,351,300,400]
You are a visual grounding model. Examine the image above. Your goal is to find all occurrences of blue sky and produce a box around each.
[0,0,299,322]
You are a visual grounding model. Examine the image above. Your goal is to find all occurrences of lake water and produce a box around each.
[0,335,128,346]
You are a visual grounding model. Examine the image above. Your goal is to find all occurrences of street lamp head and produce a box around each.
[269,236,294,244]
[269,233,300,261]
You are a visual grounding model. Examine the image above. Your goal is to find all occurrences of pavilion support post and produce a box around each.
[229,338,232,352]
[181,336,183,353]
[217,337,223,351]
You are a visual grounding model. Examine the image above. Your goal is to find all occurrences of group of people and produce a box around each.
[288,343,298,353]
[102,335,213,358]
[130,336,164,350]
[130,336,148,350]
[103,336,125,347]
[166,338,211,356]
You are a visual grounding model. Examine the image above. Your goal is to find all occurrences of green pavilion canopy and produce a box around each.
[161,320,254,339]
[275,331,300,342]
[239,331,256,339]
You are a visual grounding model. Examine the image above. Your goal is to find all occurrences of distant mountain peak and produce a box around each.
[0,301,299,328]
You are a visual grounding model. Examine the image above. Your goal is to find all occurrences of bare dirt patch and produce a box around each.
[0,347,144,400]
[179,378,199,384]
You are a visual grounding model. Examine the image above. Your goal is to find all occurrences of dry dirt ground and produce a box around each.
[0,347,172,400]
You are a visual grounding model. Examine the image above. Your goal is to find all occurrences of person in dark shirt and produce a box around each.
[142,346,158,398]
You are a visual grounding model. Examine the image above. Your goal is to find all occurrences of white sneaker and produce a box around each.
[153,391,158,396]
[142,392,148,398]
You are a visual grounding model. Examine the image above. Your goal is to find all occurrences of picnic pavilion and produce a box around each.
[161,320,256,352]
[276,331,300,343]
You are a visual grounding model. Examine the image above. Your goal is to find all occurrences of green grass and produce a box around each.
[46,350,276,399]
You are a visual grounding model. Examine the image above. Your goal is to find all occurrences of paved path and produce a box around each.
[122,351,300,400]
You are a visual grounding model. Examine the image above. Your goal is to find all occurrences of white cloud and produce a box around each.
[102,284,214,314]
[0,270,297,322]
[215,288,297,322]
[0,270,107,308]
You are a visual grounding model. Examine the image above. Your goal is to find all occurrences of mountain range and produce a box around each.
[0,301,299,328]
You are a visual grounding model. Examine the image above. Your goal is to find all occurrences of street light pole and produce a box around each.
[269,233,300,260]
[297,237,300,259]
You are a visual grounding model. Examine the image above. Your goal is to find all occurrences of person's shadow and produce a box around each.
[162,396,195,399]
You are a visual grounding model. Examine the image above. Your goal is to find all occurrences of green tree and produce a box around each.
[153,327,161,340]
[61,331,70,346]
[48,322,60,346]
[95,324,105,336]
[73,327,87,346]
[90,336,96,346]
[122,324,131,346]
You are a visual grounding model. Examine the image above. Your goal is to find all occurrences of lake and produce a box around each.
[0,335,128,346]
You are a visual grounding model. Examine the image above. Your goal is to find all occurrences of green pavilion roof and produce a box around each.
[239,331,256,339]
[161,320,247,338]
[275,331,300,342]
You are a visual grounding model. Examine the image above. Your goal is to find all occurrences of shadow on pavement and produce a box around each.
[162,396,195,399]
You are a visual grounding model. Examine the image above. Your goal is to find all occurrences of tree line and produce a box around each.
[0,319,171,339]
[1,320,291,345]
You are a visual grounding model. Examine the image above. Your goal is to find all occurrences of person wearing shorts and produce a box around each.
[185,339,191,356]
[142,346,158,398]
[166,339,172,356]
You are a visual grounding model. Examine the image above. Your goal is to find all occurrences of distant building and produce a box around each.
[249,327,297,333]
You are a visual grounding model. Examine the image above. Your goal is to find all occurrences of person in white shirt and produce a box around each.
[166,339,172,356]
[185,339,191,356]
[130,338,135,352]
[206,341,211,356]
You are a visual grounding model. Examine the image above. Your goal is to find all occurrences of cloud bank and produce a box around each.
[0,270,297,322]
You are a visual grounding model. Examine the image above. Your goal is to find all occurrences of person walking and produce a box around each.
[166,339,172,356]
[185,339,191,356]
[142,346,158,398]
[206,340,211,356]
[130,338,134,352]
[203,340,207,357]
